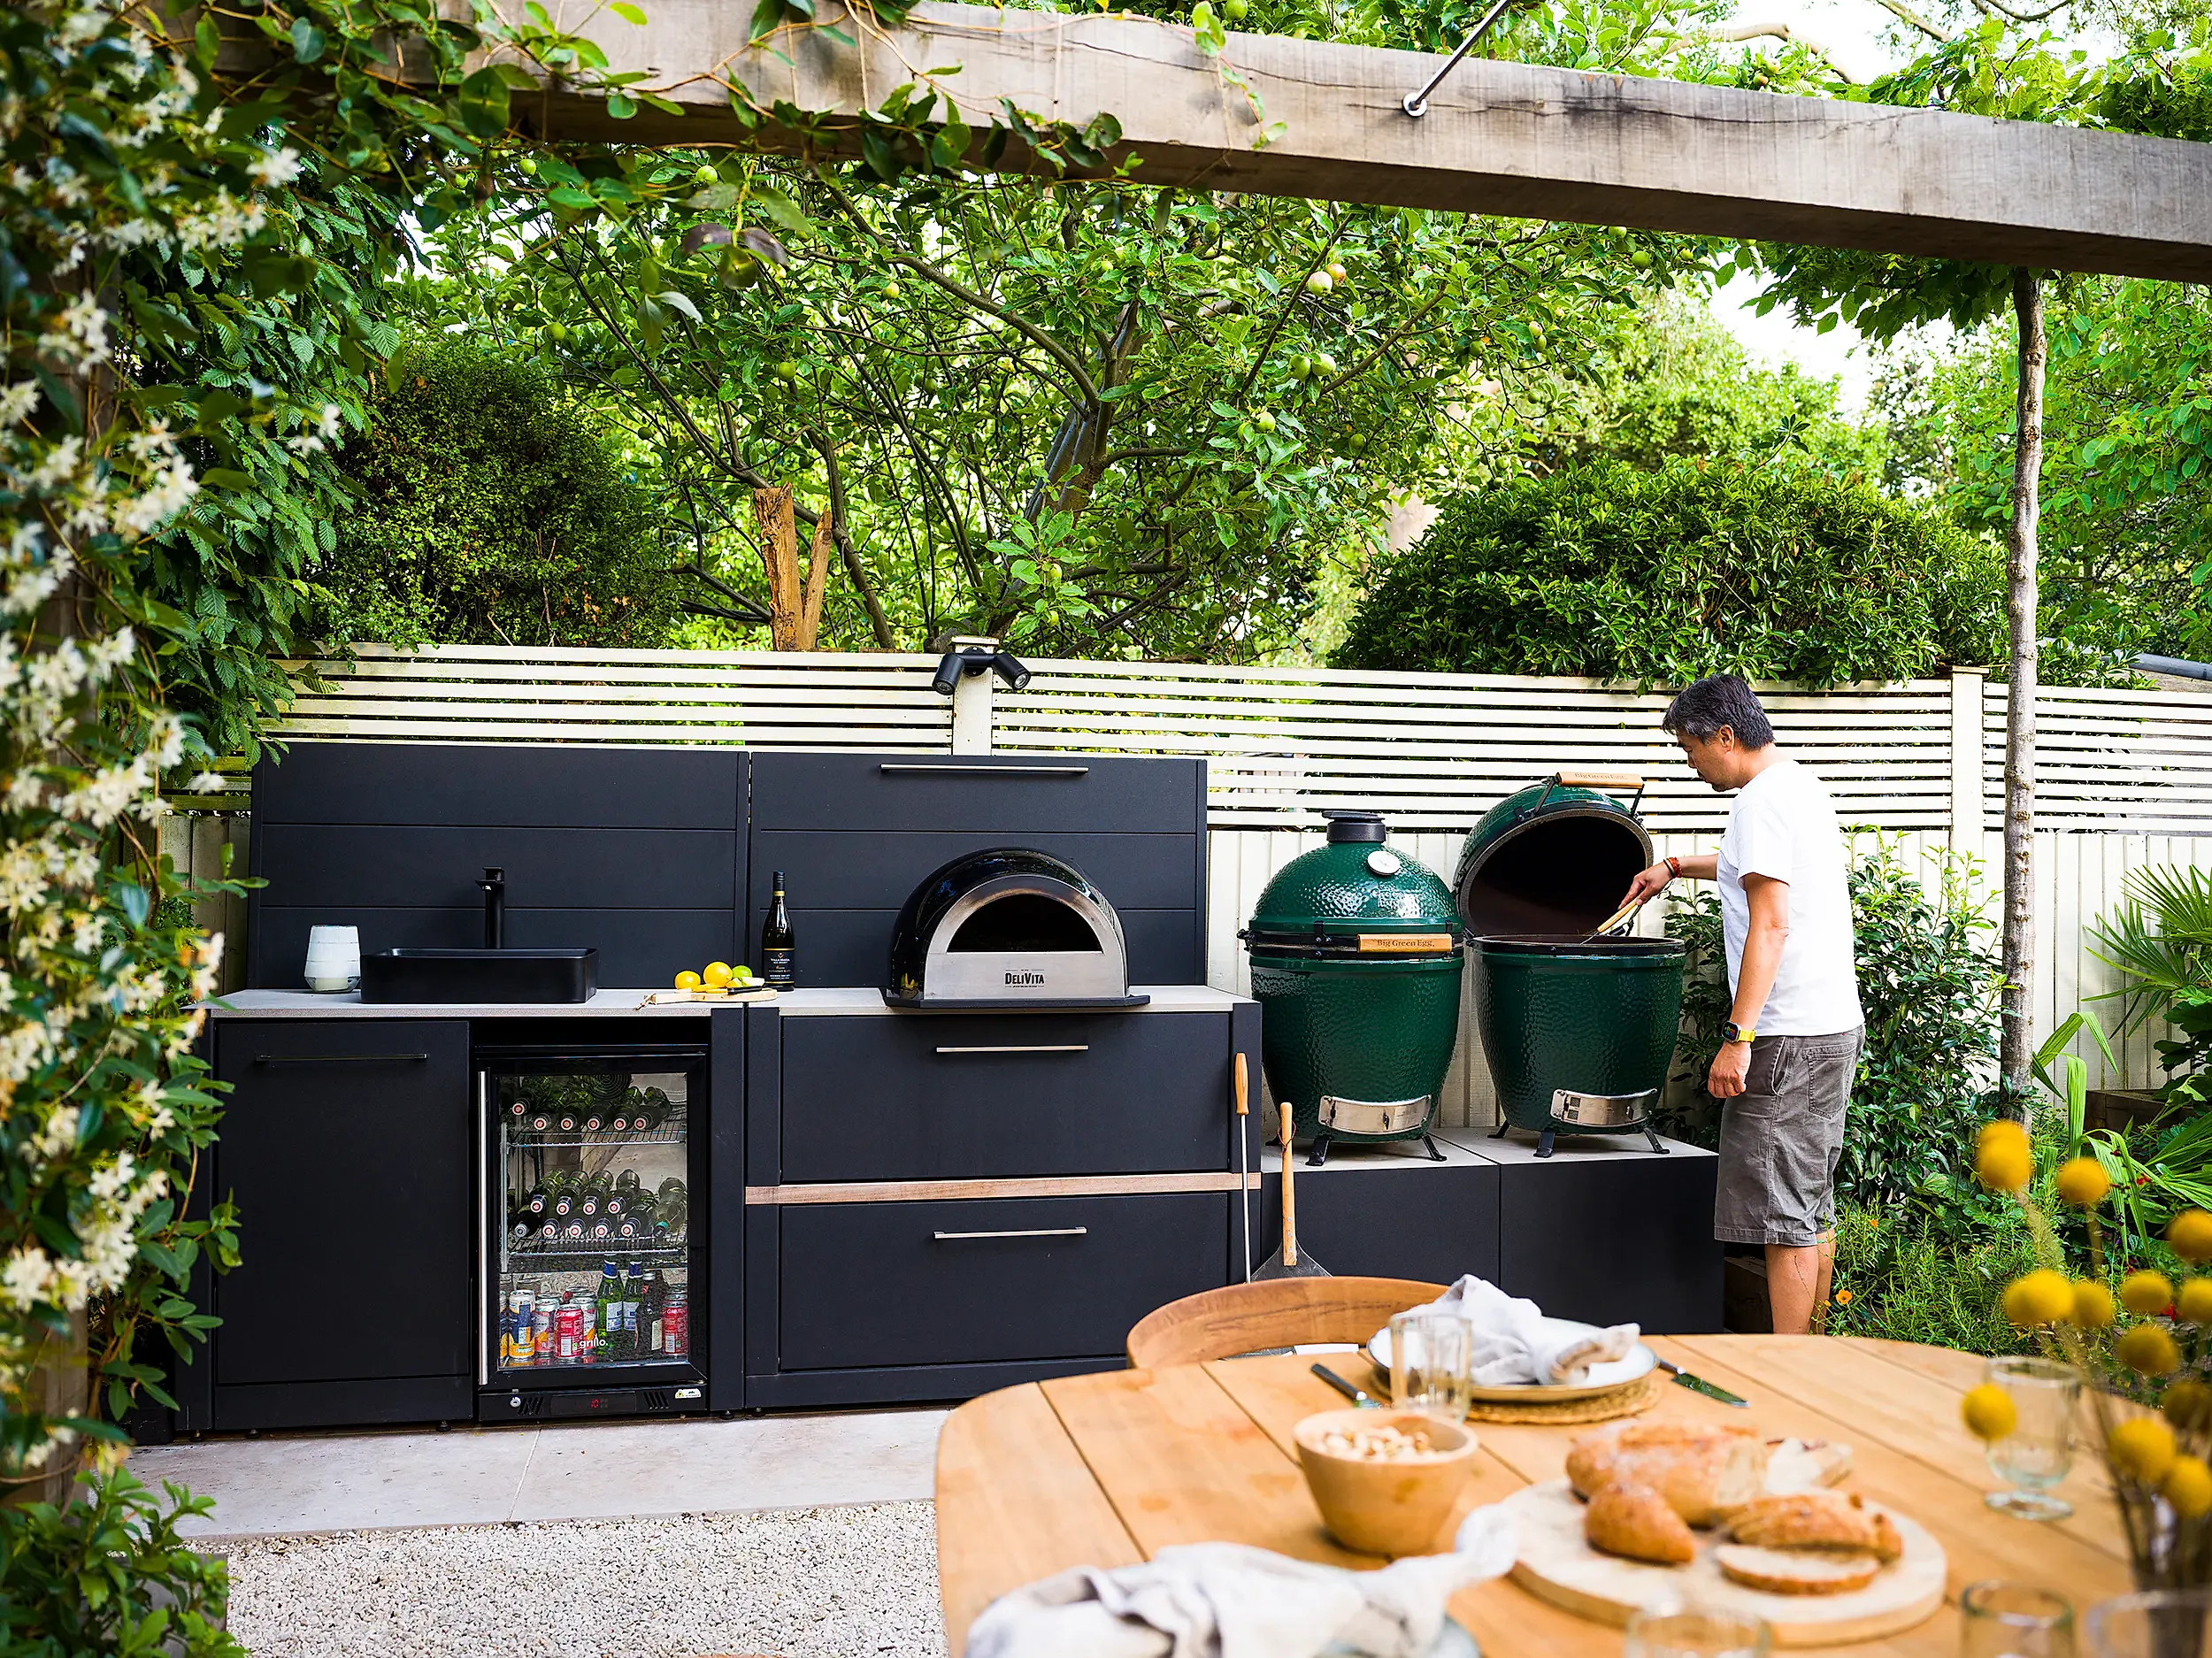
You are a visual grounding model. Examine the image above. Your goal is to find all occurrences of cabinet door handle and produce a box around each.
[933,1044,1090,1055]
[253,1052,430,1064]
[878,764,1088,778]
[932,1227,1089,1240]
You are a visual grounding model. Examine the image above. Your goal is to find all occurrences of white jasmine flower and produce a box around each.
[0,382,40,424]
[249,146,303,188]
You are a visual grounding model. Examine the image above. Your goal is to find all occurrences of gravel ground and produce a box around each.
[216,1501,946,1658]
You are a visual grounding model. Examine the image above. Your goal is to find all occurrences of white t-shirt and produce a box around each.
[1717,756,1863,1037]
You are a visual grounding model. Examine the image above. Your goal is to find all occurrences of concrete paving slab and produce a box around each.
[509,1409,949,1523]
[131,1424,540,1539]
[127,1407,949,1539]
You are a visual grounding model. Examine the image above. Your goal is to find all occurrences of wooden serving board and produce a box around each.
[1502,1481,1946,1648]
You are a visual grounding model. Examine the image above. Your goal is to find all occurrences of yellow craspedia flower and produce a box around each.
[1961,1383,2018,1442]
[2124,1271,2177,1316]
[2055,1156,2112,1208]
[2172,1210,2212,1265]
[2168,1379,2212,1432]
[2167,1456,2212,1520]
[2179,1279,2212,1325]
[2110,1416,2180,1485]
[2119,1323,2185,1378]
[1976,1119,2033,1193]
[2002,1269,2078,1328]
[2074,1280,2116,1329]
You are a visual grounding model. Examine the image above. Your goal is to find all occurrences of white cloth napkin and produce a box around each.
[1417,1276,1638,1387]
[963,1506,1516,1658]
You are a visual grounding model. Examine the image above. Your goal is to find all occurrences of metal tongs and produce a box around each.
[1579,892,1653,943]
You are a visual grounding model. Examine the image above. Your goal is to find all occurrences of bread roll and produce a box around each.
[1565,1422,1770,1526]
[1584,1479,1697,1565]
[1714,1544,1883,1596]
[1727,1491,1902,1562]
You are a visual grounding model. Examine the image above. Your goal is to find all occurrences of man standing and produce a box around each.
[1618,674,1863,1336]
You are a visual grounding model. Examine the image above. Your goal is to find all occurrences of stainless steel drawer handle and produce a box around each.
[879,764,1088,778]
[932,1227,1089,1240]
[253,1053,430,1064]
[934,1044,1090,1055]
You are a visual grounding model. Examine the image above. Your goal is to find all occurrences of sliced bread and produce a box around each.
[1714,1544,1884,1596]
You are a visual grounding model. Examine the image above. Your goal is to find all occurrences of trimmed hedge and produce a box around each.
[1332,458,2004,686]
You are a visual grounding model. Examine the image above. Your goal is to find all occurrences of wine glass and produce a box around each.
[1983,1355,2079,1521]
[2084,1588,2212,1658]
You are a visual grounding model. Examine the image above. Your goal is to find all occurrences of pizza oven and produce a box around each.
[883,848,1148,1010]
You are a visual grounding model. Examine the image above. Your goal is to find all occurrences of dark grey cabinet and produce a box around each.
[204,1019,472,1429]
[772,1011,1233,1182]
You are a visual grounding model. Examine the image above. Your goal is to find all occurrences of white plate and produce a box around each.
[1367,1327,1660,1402]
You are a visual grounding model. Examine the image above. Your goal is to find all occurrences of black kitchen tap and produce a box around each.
[479,866,505,949]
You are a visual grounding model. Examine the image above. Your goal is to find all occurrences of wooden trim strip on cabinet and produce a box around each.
[744,1171,1263,1206]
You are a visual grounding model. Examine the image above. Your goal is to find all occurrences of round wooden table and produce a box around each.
[935,1335,2131,1655]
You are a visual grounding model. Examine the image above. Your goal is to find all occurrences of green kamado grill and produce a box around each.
[1455,771,1686,1159]
[1243,810,1463,1167]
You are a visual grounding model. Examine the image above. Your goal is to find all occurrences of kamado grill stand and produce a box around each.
[1455,772,1686,1158]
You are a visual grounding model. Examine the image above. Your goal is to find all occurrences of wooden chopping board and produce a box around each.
[1502,1481,1947,1648]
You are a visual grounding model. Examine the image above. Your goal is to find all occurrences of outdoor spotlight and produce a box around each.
[991,651,1032,691]
[930,647,993,696]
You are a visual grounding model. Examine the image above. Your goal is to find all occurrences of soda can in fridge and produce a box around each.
[532,1302,552,1362]
[553,1302,582,1363]
[663,1291,688,1358]
[512,1288,537,1367]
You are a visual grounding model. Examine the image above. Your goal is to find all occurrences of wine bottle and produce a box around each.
[761,870,796,987]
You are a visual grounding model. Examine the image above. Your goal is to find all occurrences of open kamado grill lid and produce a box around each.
[1454,774,1655,941]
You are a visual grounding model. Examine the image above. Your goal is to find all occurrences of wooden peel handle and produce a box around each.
[1280,1105,1298,1268]
[1558,770,1643,790]
[1234,1053,1248,1117]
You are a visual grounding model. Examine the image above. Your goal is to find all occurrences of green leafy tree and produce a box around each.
[1331,458,2001,683]
[324,341,677,648]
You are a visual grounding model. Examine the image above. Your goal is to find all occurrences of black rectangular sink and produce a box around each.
[360,948,599,1005]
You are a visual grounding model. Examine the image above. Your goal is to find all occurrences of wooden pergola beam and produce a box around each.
[525,1,2212,281]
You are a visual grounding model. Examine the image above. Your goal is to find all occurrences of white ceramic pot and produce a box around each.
[303,925,361,993]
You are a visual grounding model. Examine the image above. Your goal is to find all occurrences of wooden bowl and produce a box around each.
[1294,1408,1479,1557]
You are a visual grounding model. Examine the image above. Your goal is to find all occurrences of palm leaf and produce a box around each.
[2089,864,2212,1030]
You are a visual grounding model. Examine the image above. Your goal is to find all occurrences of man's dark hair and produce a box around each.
[1662,674,1776,748]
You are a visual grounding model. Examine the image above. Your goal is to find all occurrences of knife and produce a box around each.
[1659,1357,1748,1407]
[1311,1362,1383,1409]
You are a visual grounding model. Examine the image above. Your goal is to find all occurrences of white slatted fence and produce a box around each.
[173,646,2212,1106]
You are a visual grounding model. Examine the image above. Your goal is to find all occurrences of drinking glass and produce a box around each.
[1388,1311,1473,1423]
[1623,1608,1772,1658]
[2085,1588,2212,1658]
[1962,1582,2075,1658]
[1983,1355,2079,1520]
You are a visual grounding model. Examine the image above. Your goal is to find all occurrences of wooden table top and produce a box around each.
[934,1334,2131,1656]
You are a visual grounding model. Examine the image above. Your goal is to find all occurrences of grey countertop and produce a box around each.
[207,985,1248,1019]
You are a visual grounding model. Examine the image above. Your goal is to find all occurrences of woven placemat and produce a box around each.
[1459,1370,1666,1425]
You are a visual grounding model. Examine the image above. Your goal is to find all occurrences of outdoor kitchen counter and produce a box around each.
[204,985,1240,1017]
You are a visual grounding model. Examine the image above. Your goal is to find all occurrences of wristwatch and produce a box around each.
[1721,1021,1756,1044]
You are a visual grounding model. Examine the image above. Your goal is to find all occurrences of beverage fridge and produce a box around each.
[476,1042,709,1421]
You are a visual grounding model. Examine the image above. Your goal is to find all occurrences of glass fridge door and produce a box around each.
[484,1052,700,1384]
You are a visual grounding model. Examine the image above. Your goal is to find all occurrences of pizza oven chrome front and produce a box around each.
[883,848,1148,1010]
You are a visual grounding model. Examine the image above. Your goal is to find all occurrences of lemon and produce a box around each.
[2172,1209,2212,1265]
[2119,1323,2184,1378]
[1975,1119,2032,1193]
[2001,1269,2076,1328]
[2167,1379,2212,1431]
[1961,1383,2017,1442]
[2124,1270,2176,1316]
[2110,1416,2179,1484]
[673,970,702,991]
[2169,1456,2212,1519]
[2055,1155,2111,1209]
[702,962,733,989]
[2073,1280,2116,1329]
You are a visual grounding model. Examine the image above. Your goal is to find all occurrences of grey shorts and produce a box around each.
[1714,1028,1864,1247]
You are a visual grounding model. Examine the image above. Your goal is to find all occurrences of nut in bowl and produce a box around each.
[1294,1408,1480,1556]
